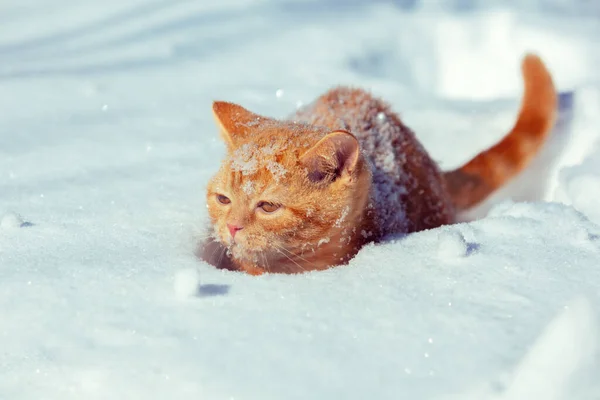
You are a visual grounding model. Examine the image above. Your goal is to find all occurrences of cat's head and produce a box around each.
[205,101,371,271]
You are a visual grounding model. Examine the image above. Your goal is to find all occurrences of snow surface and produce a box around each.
[1,0,600,399]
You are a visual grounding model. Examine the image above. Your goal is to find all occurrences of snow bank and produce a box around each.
[1,0,600,399]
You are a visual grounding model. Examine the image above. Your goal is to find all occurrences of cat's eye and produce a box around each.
[257,201,280,213]
[216,194,231,205]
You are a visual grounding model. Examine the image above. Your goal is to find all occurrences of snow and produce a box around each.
[0,212,25,229]
[173,267,202,300]
[555,134,600,226]
[436,229,469,258]
[500,297,598,400]
[1,0,600,399]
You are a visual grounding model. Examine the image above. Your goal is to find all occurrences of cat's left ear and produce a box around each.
[212,101,270,148]
[300,131,360,183]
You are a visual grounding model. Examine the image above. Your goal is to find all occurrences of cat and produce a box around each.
[200,53,557,275]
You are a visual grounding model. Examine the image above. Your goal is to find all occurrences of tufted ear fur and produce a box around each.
[212,101,272,148]
[299,131,360,183]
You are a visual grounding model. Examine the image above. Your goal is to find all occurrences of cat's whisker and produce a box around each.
[277,245,317,268]
[197,237,225,267]
[274,245,307,272]
[275,245,306,266]
[261,251,272,273]
[208,241,224,260]
[216,247,227,269]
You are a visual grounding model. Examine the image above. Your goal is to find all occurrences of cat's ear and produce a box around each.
[212,101,269,148]
[300,131,360,183]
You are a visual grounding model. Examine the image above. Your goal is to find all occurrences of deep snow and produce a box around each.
[1,0,600,399]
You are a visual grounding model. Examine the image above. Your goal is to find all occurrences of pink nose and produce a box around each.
[227,224,243,238]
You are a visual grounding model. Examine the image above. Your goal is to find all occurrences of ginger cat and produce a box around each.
[200,54,557,275]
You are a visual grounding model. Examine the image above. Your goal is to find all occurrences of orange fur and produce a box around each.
[444,54,557,209]
[200,53,557,275]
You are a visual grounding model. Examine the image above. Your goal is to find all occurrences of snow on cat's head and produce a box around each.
[205,101,371,272]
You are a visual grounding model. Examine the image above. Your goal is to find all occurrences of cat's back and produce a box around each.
[293,87,455,234]
[292,87,391,137]
[292,87,419,159]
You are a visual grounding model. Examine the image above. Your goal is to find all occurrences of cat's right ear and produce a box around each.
[212,101,268,148]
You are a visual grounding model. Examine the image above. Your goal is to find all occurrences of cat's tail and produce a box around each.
[444,53,558,211]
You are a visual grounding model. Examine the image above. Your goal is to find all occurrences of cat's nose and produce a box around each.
[227,223,243,238]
